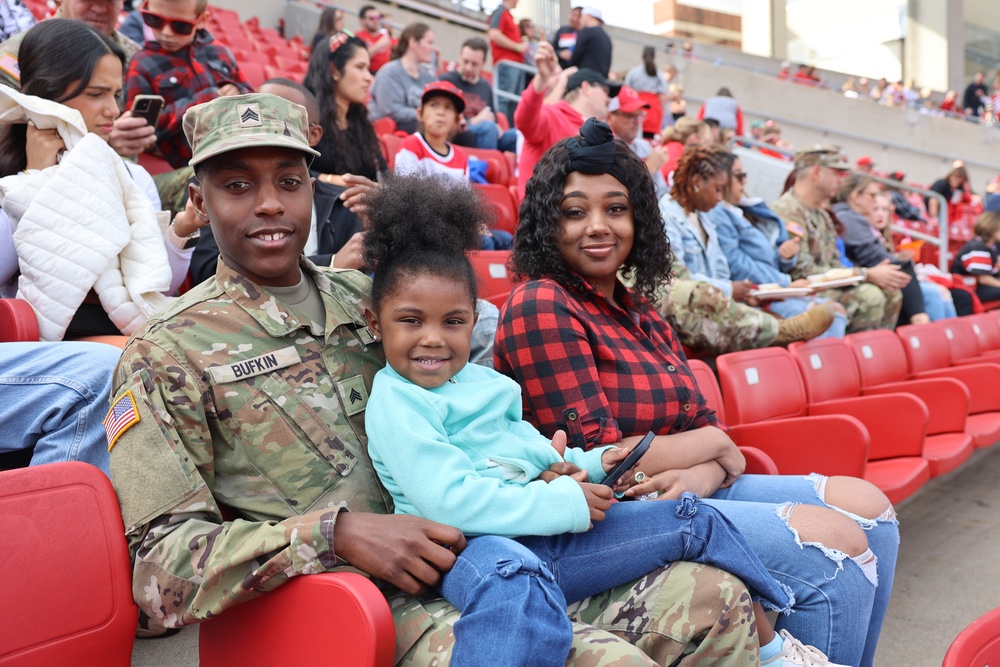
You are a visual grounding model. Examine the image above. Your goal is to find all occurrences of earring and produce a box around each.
[693,185,700,193]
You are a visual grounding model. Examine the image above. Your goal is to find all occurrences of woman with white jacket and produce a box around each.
[0,19,201,340]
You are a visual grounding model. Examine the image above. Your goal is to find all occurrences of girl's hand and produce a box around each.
[600,444,631,473]
[716,446,746,488]
[778,236,801,259]
[790,278,811,288]
[25,124,65,171]
[577,481,613,525]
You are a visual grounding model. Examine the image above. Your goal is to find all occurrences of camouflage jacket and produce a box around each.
[770,190,848,280]
[108,257,442,655]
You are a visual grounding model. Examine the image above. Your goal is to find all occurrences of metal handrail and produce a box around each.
[730,135,794,159]
[491,59,538,107]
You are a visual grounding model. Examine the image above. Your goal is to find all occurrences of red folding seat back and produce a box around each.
[464,147,511,184]
[687,359,727,424]
[896,323,954,374]
[0,462,137,665]
[967,313,1000,353]
[474,183,518,235]
[716,348,809,425]
[939,318,983,363]
[787,338,863,403]
[371,116,397,137]
[846,330,916,387]
[379,134,404,170]
[468,250,514,307]
[942,606,1000,667]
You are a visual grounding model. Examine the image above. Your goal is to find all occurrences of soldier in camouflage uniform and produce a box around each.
[771,146,906,332]
[107,92,760,666]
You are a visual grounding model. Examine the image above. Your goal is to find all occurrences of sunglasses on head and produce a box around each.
[141,9,200,35]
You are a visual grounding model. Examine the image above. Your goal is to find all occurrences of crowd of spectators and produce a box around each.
[4,3,1000,667]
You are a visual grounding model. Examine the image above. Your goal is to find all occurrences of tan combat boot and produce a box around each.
[774,302,836,345]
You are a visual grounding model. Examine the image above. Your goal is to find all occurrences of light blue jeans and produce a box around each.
[707,473,900,667]
[0,342,121,474]
[466,122,518,154]
[441,493,792,667]
[919,280,957,321]
[768,296,848,338]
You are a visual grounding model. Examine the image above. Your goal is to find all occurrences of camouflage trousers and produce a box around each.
[395,562,759,667]
[152,165,196,216]
[819,283,901,333]
[657,279,780,356]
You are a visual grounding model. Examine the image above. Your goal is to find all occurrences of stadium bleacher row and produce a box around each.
[4,2,1000,666]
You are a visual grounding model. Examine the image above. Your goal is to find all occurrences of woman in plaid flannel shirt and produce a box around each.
[494,121,901,667]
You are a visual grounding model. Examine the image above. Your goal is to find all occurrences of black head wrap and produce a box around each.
[565,117,629,186]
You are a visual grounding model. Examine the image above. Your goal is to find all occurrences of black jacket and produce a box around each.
[189,175,364,284]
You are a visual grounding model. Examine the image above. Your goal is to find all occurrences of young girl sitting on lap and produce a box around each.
[361,173,844,667]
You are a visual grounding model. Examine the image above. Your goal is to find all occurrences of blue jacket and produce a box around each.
[365,363,612,537]
[660,196,733,295]
[708,202,793,287]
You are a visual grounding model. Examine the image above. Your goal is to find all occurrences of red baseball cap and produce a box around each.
[422,81,466,114]
[856,155,874,167]
[609,86,650,114]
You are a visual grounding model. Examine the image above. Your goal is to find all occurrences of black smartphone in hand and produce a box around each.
[601,431,654,487]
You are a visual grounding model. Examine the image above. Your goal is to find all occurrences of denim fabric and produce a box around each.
[707,473,899,667]
[0,342,121,474]
[768,297,848,339]
[466,122,518,154]
[709,202,794,287]
[441,493,792,666]
[495,66,525,129]
[919,280,956,320]
[660,197,733,295]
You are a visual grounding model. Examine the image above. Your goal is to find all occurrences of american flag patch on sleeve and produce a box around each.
[104,390,140,451]
[0,52,20,81]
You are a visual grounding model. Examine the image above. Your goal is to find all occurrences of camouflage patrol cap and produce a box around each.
[794,144,850,171]
[183,93,321,167]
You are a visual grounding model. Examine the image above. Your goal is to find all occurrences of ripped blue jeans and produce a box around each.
[706,473,900,667]
[441,493,791,667]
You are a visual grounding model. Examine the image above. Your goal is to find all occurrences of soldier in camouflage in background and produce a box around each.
[771,146,907,332]
[107,92,760,666]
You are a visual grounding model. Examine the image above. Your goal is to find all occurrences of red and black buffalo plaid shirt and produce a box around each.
[494,277,717,450]
[125,31,252,168]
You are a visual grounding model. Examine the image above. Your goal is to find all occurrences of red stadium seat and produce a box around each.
[966,312,1000,353]
[379,133,404,170]
[0,462,138,666]
[474,183,518,235]
[371,117,397,137]
[717,347,928,503]
[896,323,1000,448]
[137,151,173,176]
[789,338,973,478]
[940,317,1000,364]
[942,606,1000,667]
[464,147,512,185]
[0,298,39,342]
[199,572,394,667]
[240,62,267,89]
[238,50,270,67]
[468,250,515,308]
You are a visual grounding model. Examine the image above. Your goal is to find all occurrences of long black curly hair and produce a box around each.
[512,135,673,301]
[363,174,488,312]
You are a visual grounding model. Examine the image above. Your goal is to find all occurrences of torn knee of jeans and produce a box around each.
[495,558,556,583]
[806,472,829,502]
[775,502,850,579]
[675,491,699,519]
[852,548,879,586]
[808,473,899,528]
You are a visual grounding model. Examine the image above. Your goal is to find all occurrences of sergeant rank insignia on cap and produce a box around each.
[104,390,140,451]
[238,103,262,128]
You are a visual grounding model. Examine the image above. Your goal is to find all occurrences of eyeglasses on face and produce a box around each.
[141,9,200,35]
[733,171,748,183]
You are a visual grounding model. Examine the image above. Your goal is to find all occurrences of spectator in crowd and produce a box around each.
[108,90,764,661]
[368,22,437,134]
[550,5,580,69]
[496,125,900,667]
[0,341,122,475]
[393,81,469,183]
[0,0,155,157]
[985,175,1000,213]
[304,31,385,186]
[926,164,972,219]
[0,19,196,340]
[758,125,792,159]
[309,5,344,52]
[117,6,151,45]
[125,0,251,169]
[659,116,707,185]
[514,40,619,200]
[568,6,611,78]
[0,0,35,42]
[624,45,669,139]
[667,81,686,121]
[831,173,930,325]
[883,171,924,221]
[660,145,838,345]
[487,0,527,124]
[190,77,365,283]
[869,190,961,320]
[439,36,517,152]
[963,71,988,117]
[951,211,1000,304]
[856,155,874,173]
[518,17,540,68]
[709,151,849,338]
[939,89,959,113]
[771,146,906,332]
[355,4,393,74]
[698,86,744,136]
[841,76,860,99]
[606,86,668,198]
